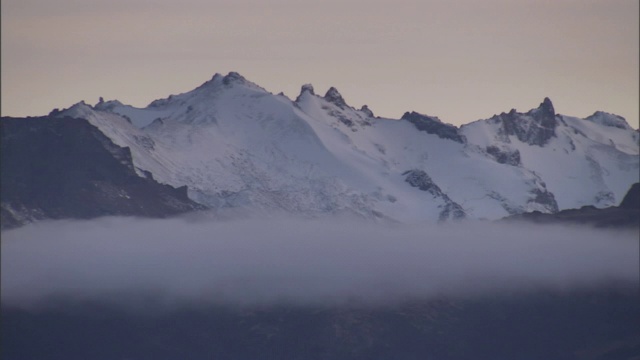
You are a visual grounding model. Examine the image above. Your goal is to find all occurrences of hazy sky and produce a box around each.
[2,0,638,128]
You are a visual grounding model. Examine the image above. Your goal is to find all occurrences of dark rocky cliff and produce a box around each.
[1,116,205,229]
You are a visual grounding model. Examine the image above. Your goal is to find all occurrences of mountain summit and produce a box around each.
[324,87,348,109]
[2,72,638,227]
[534,97,555,119]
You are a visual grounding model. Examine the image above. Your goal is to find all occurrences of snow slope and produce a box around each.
[55,72,639,223]
[461,103,639,210]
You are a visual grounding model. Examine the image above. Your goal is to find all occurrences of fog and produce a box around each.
[2,216,638,309]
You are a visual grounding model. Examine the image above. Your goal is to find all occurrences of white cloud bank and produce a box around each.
[2,216,638,309]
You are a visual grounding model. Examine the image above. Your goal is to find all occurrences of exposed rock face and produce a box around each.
[485,145,521,166]
[529,97,556,127]
[324,87,348,109]
[222,71,247,85]
[528,187,559,213]
[359,105,374,118]
[484,185,558,217]
[492,98,558,146]
[0,116,205,229]
[295,84,316,102]
[401,112,465,143]
[300,84,315,96]
[403,169,466,221]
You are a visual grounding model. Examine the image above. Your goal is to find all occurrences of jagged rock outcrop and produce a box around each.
[222,71,247,85]
[359,105,374,118]
[324,87,348,109]
[490,97,558,146]
[295,84,316,102]
[401,112,465,143]
[403,170,466,221]
[528,186,559,213]
[485,145,521,166]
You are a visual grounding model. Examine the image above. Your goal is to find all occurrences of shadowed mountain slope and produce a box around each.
[1,116,204,229]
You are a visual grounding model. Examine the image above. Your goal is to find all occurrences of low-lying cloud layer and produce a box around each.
[2,216,638,309]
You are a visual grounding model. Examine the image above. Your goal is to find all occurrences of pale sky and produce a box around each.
[2,0,638,128]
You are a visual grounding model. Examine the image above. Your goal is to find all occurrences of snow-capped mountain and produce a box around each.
[5,72,638,225]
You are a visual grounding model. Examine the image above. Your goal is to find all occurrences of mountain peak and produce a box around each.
[66,101,94,113]
[295,84,316,103]
[488,98,558,146]
[324,87,347,108]
[539,97,555,117]
[526,97,555,120]
[222,71,247,85]
[524,97,556,129]
[300,84,315,96]
[49,101,101,123]
[187,71,266,101]
[94,99,123,111]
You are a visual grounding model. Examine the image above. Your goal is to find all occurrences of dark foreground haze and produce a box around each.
[2,216,639,359]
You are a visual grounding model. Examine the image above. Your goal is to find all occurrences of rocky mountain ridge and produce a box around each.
[2,72,638,227]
